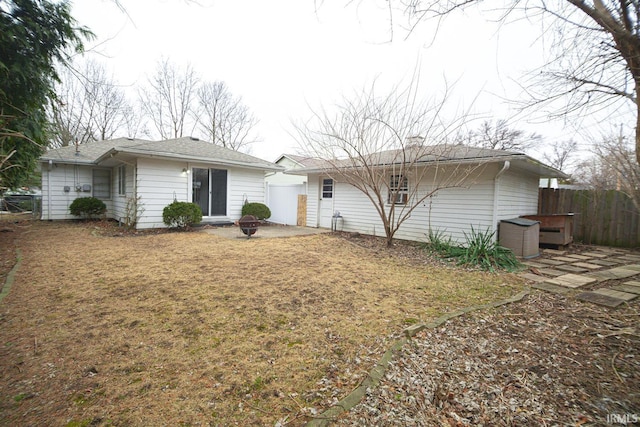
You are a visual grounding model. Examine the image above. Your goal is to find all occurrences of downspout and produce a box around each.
[47,160,52,220]
[492,161,510,238]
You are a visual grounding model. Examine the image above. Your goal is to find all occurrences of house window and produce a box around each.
[92,169,111,200]
[388,174,408,204]
[118,165,126,196]
[322,178,333,199]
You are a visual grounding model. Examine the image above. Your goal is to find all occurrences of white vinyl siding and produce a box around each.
[135,158,189,229]
[228,168,267,218]
[41,164,113,220]
[41,158,270,230]
[111,163,135,223]
[496,169,539,219]
[307,175,320,227]
[305,163,540,244]
[133,158,267,229]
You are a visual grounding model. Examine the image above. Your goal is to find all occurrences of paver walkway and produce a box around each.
[520,247,640,307]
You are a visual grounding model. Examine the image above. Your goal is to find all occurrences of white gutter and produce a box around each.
[100,148,283,172]
[492,161,510,237]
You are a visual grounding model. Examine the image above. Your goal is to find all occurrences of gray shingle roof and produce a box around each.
[277,153,327,169]
[40,137,148,164]
[288,144,567,178]
[41,137,282,171]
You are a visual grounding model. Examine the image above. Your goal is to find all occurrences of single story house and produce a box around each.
[39,137,283,229]
[287,144,567,243]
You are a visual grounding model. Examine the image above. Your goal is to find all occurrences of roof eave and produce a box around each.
[520,157,569,179]
[109,148,283,171]
[39,155,97,165]
[287,153,527,175]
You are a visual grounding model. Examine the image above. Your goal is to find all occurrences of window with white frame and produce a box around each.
[118,165,126,196]
[92,169,111,200]
[388,174,408,204]
[322,178,333,199]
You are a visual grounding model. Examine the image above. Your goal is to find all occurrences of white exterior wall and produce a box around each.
[41,163,114,221]
[135,159,267,229]
[136,158,189,229]
[42,158,269,229]
[496,169,539,219]
[307,163,541,244]
[228,167,267,220]
[306,174,320,228]
[111,163,135,223]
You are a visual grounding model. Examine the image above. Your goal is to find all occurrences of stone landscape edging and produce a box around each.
[304,289,530,427]
[0,248,22,303]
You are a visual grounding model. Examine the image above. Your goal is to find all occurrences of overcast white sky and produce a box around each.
[69,0,624,164]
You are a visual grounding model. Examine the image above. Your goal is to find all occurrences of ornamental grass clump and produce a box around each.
[423,228,454,253]
[162,201,202,229]
[424,226,521,272]
[448,226,521,272]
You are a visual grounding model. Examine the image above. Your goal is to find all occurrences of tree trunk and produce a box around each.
[637,84,640,166]
[385,226,394,247]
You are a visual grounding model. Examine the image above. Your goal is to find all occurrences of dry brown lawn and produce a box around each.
[0,219,522,426]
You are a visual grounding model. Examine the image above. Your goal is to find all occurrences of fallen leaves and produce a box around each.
[337,292,640,426]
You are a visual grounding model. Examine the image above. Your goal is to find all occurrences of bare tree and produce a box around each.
[89,65,136,140]
[574,133,640,211]
[294,81,489,247]
[50,60,136,147]
[50,63,97,147]
[139,58,199,139]
[196,81,259,152]
[363,0,640,165]
[542,139,578,172]
[456,119,541,152]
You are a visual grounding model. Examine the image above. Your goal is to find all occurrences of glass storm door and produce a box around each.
[192,168,227,216]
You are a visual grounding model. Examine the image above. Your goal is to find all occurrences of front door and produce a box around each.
[192,168,227,216]
[318,177,334,228]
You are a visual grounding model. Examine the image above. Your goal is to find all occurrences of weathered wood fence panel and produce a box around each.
[538,188,640,247]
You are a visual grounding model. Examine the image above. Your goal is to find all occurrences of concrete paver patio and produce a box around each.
[522,246,640,307]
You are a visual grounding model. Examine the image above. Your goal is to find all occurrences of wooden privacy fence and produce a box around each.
[538,188,640,248]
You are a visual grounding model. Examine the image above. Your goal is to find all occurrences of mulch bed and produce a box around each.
[336,291,640,426]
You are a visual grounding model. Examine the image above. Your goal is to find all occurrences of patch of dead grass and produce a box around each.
[0,221,522,426]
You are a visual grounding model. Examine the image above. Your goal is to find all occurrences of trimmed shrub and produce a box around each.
[162,201,202,229]
[241,202,271,220]
[69,197,106,218]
